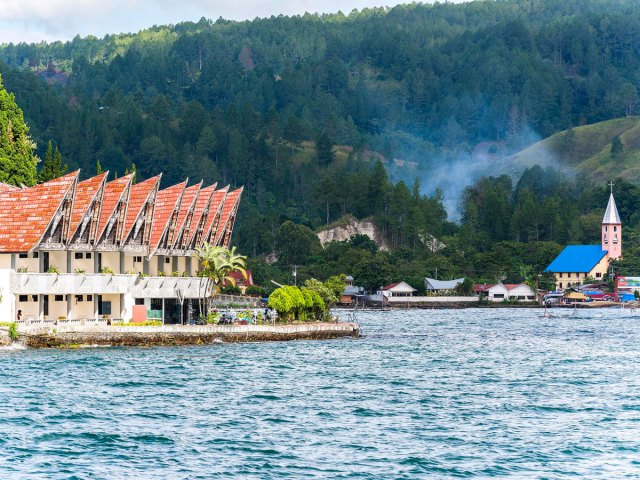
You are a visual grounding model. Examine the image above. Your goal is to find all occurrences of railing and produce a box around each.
[11,273,138,294]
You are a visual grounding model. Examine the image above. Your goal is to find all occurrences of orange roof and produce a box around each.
[0,171,79,252]
[122,175,161,241]
[214,187,243,245]
[149,180,187,252]
[96,174,133,241]
[187,184,216,247]
[0,182,20,193]
[172,182,202,248]
[200,186,228,247]
[68,172,108,241]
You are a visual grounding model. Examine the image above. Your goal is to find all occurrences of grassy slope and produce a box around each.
[508,117,640,182]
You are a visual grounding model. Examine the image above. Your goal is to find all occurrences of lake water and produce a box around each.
[1,308,640,479]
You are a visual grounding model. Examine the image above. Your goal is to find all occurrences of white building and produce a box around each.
[474,283,536,302]
[379,282,417,297]
[0,171,243,324]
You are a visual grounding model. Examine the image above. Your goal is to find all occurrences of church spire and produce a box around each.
[602,188,621,225]
[602,182,622,259]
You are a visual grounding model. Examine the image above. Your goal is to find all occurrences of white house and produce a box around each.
[380,282,417,298]
[475,283,536,302]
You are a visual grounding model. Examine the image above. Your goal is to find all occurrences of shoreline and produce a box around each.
[0,322,360,348]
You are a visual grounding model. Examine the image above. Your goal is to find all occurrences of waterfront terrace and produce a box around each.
[0,171,243,324]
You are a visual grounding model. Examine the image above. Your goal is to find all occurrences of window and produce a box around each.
[596,272,602,278]
[493,294,504,299]
[98,300,112,315]
[18,253,28,258]
[32,295,37,302]
[75,252,83,259]
[135,298,145,305]
[517,296,525,300]
[32,252,39,258]
[165,257,171,264]
[75,295,83,302]
[134,256,142,263]
[54,295,64,302]
[86,295,93,302]
[86,252,91,259]
[18,295,28,302]
[560,283,563,289]
[614,226,618,232]
[559,273,563,278]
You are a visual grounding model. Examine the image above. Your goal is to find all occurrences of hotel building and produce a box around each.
[0,171,242,323]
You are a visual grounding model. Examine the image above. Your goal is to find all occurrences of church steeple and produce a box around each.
[602,182,622,259]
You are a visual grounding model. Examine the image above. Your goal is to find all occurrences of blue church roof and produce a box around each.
[545,245,608,273]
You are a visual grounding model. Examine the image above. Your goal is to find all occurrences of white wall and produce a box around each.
[70,294,95,319]
[100,252,120,274]
[15,253,38,272]
[49,251,68,273]
[507,285,535,300]
[70,252,94,273]
[48,294,68,320]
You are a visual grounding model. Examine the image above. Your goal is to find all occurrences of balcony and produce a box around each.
[11,273,138,295]
[130,276,209,299]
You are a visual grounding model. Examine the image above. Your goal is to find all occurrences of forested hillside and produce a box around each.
[2,0,640,289]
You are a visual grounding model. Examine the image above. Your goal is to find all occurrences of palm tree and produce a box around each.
[194,244,247,317]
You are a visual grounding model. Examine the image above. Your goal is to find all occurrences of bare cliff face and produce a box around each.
[316,218,389,251]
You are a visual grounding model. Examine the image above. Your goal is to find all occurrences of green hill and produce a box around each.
[508,117,640,182]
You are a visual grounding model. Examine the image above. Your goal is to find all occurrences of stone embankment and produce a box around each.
[0,322,360,348]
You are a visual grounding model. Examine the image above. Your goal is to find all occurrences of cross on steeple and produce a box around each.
[609,181,615,194]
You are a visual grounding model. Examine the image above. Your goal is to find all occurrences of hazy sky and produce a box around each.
[0,0,421,44]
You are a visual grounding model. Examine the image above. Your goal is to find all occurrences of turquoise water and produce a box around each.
[2,308,640,479]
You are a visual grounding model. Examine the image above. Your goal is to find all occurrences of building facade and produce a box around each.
[0,171,243,323]
[545,191,621,290]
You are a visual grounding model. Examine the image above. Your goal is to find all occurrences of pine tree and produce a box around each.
[0,74,37,186]
[38,140,68,182]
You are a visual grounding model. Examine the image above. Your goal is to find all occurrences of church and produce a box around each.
[545,188,621,290]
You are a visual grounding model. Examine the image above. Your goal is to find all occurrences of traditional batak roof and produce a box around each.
[149,180,187,253]
[69,172,108,241]
[122,175,161,241]
[201,186,228,246]
[0,171,241,255]
[603,193,621,225]
[96,174,134,241]
[214,187,243,246]
[172,182,202,248]
[545,245,608,273]
[0,171,79,252]
[186,184,216,247]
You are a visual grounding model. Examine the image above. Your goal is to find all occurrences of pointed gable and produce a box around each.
[69,172,108,246]
[96,174,133,247]
[199,186,228,247]
[122,175,161,249]
[214,187,243,247]
[0,171,79,253]
[603,193,621,225]
[186,184,216,249]
[149,180,187,254]
[172,182,202,250]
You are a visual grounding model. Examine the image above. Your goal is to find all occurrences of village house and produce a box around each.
[473,283,536,302]
[545,188,621,290]
[0,171,243,324]
[424,277,464,293]
[379,282,417,298]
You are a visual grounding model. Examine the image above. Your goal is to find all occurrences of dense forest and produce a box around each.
[2,0,640,291]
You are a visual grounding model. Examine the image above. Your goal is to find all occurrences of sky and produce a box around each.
[0,0,422,44]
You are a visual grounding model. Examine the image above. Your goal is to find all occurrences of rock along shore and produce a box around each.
[0,322,360,348]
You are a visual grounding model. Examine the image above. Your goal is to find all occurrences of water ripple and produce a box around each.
[1,308,640,478]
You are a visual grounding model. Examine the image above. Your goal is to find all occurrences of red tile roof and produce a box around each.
[122,175,161,241]
[473,284,494,293]
[0,171,79,252]
[172,182,202,248]
[214,187,243,246]
[0,182,20,193]
[201,186,228,247]
[69,172,108,241]
[186,184,216,247]
[149,180,187,252]
[96,174,133,242]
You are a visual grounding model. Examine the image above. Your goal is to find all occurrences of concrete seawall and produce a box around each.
[1,323,360,348]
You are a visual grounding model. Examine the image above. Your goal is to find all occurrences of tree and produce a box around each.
[316,132,334,166]
[38,140,68,182]
[0,74,37,186]
[611,136,624,161]
[275,221,321,265]
[194,244,247,316]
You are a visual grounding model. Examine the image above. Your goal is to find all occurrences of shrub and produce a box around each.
[8,323,18,341]
[100,267,114,274]
[47,265,60,274]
